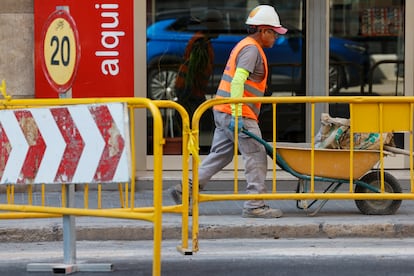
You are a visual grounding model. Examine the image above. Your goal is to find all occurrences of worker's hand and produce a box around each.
[229,116,244,132]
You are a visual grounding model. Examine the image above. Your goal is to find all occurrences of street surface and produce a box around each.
[1,238,414,275]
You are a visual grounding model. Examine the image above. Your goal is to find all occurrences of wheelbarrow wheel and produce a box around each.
[355,171,402,215]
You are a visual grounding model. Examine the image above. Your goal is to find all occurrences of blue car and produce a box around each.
[147,13,370,102]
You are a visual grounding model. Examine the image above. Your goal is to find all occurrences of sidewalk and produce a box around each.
[0,169,414,243]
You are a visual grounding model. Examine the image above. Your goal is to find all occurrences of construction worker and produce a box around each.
[170,5,287,218]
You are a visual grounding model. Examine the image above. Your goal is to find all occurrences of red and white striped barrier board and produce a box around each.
[0,103,130,184]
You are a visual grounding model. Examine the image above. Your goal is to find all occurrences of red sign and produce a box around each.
[0,103,130,184]
[40,8,81,93]
[34,1,134,98]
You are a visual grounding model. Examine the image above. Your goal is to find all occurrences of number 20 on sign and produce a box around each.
[41,8,81,93]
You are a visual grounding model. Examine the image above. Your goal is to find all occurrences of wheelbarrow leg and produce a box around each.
[308,199,329,216]
[296,180,343,216]
[307,182,343,217]
[296,179,310,210]
[296,179,318,211]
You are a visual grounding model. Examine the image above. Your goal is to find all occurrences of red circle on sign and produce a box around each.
[40,9,81,94]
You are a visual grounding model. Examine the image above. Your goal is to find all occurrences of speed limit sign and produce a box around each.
[41,8,81,93]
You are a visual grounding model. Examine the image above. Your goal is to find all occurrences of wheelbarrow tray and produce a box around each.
[241,129,381,180]
[275,142,380,180]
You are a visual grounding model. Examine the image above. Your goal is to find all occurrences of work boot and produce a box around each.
[242,205,283,219]
[168,180,192,215]
[169,183,183,205]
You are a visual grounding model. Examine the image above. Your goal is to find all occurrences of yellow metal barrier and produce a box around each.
[0,79,12,100]
[4,86,414,270]
[190,96,414,252]
[0,95,171,276]
[151,100,192,254]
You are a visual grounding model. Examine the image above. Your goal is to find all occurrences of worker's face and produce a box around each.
[261,28,278,48]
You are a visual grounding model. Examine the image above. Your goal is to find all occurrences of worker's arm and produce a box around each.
[230,67,249,117]
[229,67,249,132]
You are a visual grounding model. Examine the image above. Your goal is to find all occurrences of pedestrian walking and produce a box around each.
[174,10,222,120]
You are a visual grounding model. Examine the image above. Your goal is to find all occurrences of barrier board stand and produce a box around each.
[56,184,77,273]
[23,99,132,273]
[27,186,114,274]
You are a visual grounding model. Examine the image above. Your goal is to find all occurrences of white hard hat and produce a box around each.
[246,5,287,34]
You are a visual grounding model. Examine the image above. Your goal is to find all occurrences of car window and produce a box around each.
[163,9,249,35]
[169,17,203,32]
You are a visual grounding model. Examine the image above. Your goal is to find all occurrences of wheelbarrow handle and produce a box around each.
[241,128,274,157]
[384,145,414,157]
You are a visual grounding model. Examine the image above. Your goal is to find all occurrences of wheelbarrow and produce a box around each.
[241,129,402,216]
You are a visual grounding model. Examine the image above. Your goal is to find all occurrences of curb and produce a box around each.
[2,219,414,243]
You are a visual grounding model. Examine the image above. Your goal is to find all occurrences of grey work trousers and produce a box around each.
[198,110,268,209]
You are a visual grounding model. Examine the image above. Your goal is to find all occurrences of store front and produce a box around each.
[139,0,412,169]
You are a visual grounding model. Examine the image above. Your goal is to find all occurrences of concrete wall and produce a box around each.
[0,0,34,98]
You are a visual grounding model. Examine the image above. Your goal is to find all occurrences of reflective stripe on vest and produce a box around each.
[213,36,268,121]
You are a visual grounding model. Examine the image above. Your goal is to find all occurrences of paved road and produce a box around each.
[1,238,414,275]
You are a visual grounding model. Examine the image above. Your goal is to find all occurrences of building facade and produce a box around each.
[0,0,413,170]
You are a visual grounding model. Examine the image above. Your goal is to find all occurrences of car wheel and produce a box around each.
[147,66,178,101]
[147,66,181,138]
[329,61,345,94]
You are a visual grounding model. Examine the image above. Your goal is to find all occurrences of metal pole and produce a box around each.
[63,183,76,265]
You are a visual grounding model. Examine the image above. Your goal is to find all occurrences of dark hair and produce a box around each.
[246,25,258,34]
